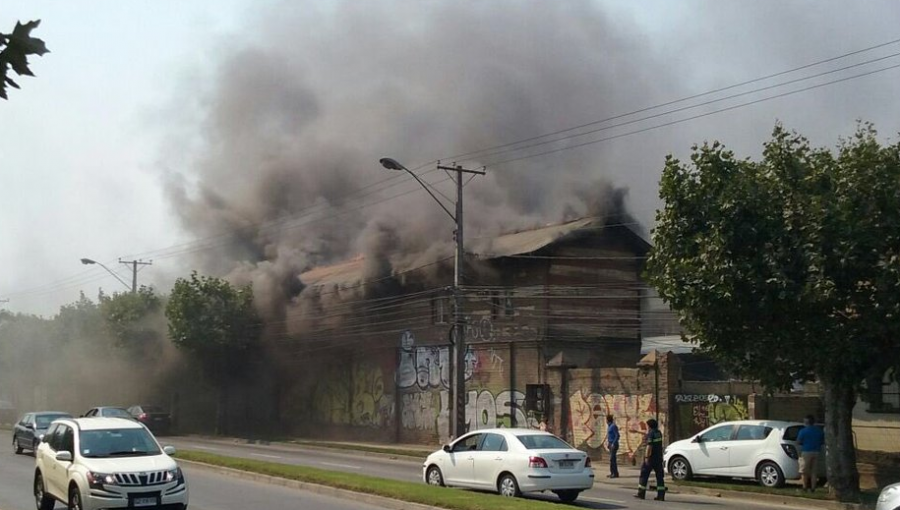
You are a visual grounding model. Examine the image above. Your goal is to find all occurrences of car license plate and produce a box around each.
[558,460,575,469]
[134,497,156,507]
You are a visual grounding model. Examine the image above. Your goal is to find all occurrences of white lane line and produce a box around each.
[319,462,362,470]
[193,445,222,451]
[582,496,627,504]
[250,453,283,459]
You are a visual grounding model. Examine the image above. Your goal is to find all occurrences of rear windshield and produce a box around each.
[80,428,161,458]
[783,425,802,441]
[35,413,70,427]
[515,434,571,450]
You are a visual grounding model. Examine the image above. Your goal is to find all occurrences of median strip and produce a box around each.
[176,450,577,510]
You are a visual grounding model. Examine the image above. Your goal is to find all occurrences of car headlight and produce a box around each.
[166,467,184,484]
[879,486,899,503]
[87,472,117,489]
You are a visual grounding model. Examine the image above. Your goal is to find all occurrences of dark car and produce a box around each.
[12,411,72,454]
[127,404,171,434]
[82,406,136,419]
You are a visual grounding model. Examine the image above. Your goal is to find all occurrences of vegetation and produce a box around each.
[166,272,260,434]
[177,449,572,510]
[646,123,900,502]
[0,20,49,99]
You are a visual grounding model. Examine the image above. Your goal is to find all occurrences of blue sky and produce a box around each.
[2,1,899,316]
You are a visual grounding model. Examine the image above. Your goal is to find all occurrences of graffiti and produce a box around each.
[313,361,394,428]
[464,315,495,342]
[397,345,477,390]
[487,348,505,375]
[399,388,535,433]
[673,394,748,438]
[569,390,663,454]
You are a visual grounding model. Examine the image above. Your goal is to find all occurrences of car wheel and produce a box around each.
[497,473,521,498]
[426,466,444,487]
[13,435,22,454]
[757,461,785,488]
[69,484,83,510]
[554,489,580,503]
[34,473,54,510]
[669,456,693,481]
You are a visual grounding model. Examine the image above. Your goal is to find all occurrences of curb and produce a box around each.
[179,459,438,510]
[670,484,869,510]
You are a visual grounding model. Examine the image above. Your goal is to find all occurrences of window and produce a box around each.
[504,290,514,317]
[431,297,448,324]
[59,426,74,453]
[452,433,482,452]
[516,434,571,450]
[735,425,772,441]
[45,424,62,451]
[699,425,734,443]
[80,428,162,458]
[35,413,69,427]
[480,433,507,452]
[490,292,501,321]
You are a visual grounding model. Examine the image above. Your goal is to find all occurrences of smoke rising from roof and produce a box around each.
[162,2,657,322]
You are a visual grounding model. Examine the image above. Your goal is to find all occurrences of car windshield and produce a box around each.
[103,408,132,418]
[80,428,161,458]
[35,414,69,427]
[515,434,571,449]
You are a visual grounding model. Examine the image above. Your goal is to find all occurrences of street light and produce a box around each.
[379,157,483,440]
[80,258,131,292]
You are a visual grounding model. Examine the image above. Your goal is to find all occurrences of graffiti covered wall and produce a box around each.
[569,390,663,454]
[672,394,748,439]
[312,358,395,430]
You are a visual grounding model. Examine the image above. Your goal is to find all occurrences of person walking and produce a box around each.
[797,415,825,492]
[635,418,666,501]
[606,415,620,478]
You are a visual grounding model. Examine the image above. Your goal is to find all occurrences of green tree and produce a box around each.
[0,20,49,99]
[165,272,259,434]
[98,286,164,360]
[645,124,900,502]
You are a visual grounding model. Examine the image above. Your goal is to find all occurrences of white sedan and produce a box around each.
[422,428,594,503]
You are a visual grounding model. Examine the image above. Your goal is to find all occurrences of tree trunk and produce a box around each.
[215,383,228,436]
[821,376,861,502]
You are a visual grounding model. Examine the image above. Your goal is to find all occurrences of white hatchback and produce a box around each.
[422,428,594,503]
[664,420,803,488]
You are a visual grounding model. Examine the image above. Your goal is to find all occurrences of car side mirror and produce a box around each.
[163,446,177,455]
[26,423,35,430]
[692,436,702,443]
[38,434,45,442]
[442,444,451,453]
[56,451,73,462]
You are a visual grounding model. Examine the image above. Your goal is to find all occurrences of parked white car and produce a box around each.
[33,417,188,510]
[877,482,900,510]
[664,420,804,488]
[422,428,594,503]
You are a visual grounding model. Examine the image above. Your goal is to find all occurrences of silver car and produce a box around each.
[877,482,900,510]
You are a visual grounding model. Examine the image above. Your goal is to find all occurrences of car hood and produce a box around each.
[80,454,177,473]
[665,438,693,453]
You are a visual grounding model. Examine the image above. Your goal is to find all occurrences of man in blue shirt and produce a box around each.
[796,415,825,492]
[605,414,620,478]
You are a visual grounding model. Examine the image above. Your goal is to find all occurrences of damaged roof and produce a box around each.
[300,217,649,288]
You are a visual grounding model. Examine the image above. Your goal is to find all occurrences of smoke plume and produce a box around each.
[161,2,657,323]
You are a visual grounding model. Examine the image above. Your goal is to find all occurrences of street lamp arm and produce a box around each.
[81,259,131,291]
[380,158,456,222]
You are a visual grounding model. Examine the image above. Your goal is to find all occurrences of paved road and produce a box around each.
[158,434,822,510]
[0,430,392,510]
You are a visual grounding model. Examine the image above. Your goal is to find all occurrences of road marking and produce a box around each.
[250,453,283,459]
[319,462,362,470]
[581,496,626,504]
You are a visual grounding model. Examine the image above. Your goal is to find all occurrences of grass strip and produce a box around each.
[673,479,878,504]
[176,450,568,510]
[285,439,429,459]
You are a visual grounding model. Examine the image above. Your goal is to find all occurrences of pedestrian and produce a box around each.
[635,418,666,501]
[606,414,620,478]
[797,414,824,492]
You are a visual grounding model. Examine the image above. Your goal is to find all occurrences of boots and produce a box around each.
[634,488,646,499]
[654,491,666,501]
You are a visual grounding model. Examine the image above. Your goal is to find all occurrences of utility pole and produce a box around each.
[118,259,152,293]
[437,163,485,439]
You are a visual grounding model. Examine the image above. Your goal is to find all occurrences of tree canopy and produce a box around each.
[645,124,900,501]
[0,20,49,99]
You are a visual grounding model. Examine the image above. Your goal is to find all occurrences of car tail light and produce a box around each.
[584,456,592,468]
[528,456,548,469]
[781,443,799,460]
[138,413,148,420]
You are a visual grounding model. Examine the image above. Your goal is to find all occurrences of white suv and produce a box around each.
[33,417,188,510]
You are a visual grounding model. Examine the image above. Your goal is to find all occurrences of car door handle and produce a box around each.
[494,457,503,461]
[719,447,729,450]
[467,457,474,460]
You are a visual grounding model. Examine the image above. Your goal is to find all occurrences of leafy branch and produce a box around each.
[0,20,50,99]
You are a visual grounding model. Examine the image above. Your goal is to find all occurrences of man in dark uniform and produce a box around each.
[636,418,666,501]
